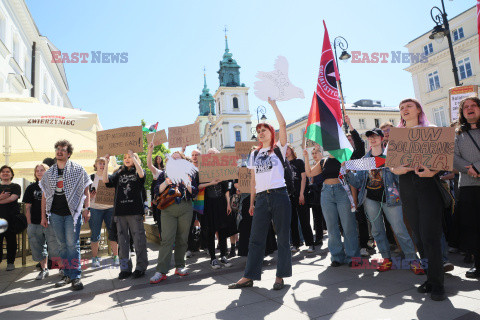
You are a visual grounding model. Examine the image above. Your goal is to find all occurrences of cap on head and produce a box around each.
[365,128,384,138]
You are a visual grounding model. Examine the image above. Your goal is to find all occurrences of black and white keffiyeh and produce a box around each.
[39,160,92,227]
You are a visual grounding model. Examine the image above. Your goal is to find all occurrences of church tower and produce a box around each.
[196,70,216,139]
[198,30,252,153]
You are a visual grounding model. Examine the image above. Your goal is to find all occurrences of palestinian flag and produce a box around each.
[143,122,158,133]
[305,21,353,163]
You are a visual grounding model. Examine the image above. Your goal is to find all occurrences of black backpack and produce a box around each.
[254,146,295,196]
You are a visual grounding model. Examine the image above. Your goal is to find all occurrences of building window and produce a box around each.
[458,57,473,80]
[43,74,48,94]
[374,119,380,128]
[233,97,239,109]
[12,35,20,63]
[235,130,241,142]
[359,118,366,129]
[433,107,447,127]
[423,43,433,56]
[452,27,464,42]
[427,70,440,91]
[0,13,6,44]
[288,133,294,144]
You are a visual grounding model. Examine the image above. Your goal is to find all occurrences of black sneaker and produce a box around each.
[118,271,132,280]
[466,267,480,279]
[132,270,145,278]
[228,248,237,258]
[71,279,84,291]
[330,261,343,267]
[55,276,71,287]
[417,281,432,293]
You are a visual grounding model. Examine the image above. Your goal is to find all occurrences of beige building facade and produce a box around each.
[405,5,478,126]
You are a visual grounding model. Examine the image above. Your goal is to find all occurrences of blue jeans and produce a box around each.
[363,198,416,260]
[88,208,114,242]
[321,184,359,263]
[49,214,82,280]
[244,188,292,280]
[27,224,59,262]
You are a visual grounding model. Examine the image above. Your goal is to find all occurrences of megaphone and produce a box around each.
[0,218,8,234]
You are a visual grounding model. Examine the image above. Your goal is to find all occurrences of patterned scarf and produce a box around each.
[345,156,386,171]
[39,160,92,227]
[339,166,356,212]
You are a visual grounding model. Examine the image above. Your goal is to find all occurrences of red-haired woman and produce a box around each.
[391,98,445,301]
[228,98,291,290]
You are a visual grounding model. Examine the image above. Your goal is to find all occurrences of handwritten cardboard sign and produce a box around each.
[385,127,455,171]
[147,129,168,146]
[168,122,200,148]
[449,85,478,123]
[237,167,252,194]
[198,152,240,183]
[94,181,115,206]
[235,141,258,160]
[97,126,143,156]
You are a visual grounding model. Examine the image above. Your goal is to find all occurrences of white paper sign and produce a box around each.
[254,56,305,102]
[164,154,198,188]
[449,85,478,123]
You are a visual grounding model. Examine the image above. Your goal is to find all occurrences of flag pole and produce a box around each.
[337,80,348,134]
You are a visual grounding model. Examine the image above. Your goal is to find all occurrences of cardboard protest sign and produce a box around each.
[168,122,200,148]
[385,127,455,171]
[254,56,305,102]
[198,152,240,183]
[97,126,143,156]
[94,181,115,206]
[147,129,168,146]
[449,85,478,123]
[237,167,252,194]
[235,141,257,160]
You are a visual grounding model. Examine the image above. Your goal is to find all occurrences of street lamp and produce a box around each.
[256,105,267,123]
[251,127,257,141]
[333,36,351,133]
[429,0,460,87]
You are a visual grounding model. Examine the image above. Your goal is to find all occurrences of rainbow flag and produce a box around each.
[193,188,205,214]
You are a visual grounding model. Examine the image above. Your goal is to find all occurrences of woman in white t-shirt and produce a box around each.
[228,98,291,291]
[89,157,119,267]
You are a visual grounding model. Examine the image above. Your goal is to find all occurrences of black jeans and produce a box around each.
[207,227,228,260]
[0,230,17,264]
[399,172,444,290]
[290,195,314,247]
[355,205,370,248]
[311,204,325,238]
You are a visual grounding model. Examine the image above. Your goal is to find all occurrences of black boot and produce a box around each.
[228,243,236,258]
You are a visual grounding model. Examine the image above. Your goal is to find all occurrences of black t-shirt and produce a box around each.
[22,182,43,224]
[289,159,305,195]
[0,183,21,219]
[366,167,385,202]
[106,168,146,216]
[50,168,71,216]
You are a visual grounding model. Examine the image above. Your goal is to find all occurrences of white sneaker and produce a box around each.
[36,269,49,280]
[211,259,221,269]
[220,256,232,268]
[291,246,299,253]
[92,257,101,268]
[307,246,315,253]
[6,263,15,271]
[112,255,120,266]
[185,250,192,258]
[360,248,370,257]
[150,272,167,284]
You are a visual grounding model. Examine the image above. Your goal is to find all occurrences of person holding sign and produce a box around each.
[150,151,199,284]
[228,98,291,291]
[391,98,445,301]
[103,151,148,280]
[345,128,416,272]
[147,142,165,237]
[453,97,480,279]
[89,158,119,268]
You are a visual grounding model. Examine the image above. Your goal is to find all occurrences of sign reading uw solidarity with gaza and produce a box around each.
[386,127,455,171]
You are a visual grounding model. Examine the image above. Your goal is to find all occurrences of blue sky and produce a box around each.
[26,0,473,131]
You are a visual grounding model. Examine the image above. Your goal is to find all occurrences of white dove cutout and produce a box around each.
[165,154,198,188]
[254,56,305,102]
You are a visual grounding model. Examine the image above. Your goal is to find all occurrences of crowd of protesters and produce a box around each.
[0,96,478,302]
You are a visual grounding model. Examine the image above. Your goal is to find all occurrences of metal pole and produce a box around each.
[440,2,460,87]
[334,37,349,133]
